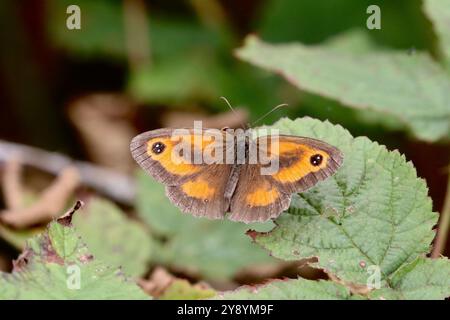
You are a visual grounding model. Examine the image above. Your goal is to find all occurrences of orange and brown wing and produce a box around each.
[267,135,343,194]
[166,163,232,219]
[130,128,233,219]
[228,135,343,223]
[228,163,291,222]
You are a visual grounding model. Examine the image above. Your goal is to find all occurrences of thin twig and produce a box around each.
[432,172,450,258]
[0,140,135,205]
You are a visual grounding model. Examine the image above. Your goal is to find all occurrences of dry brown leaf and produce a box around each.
[68,93,137,173]
[326,271,373,296]
[0,166,80,229]
[138,267,215,299]
[138,267,177,297]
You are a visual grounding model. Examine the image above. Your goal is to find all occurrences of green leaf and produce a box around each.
[320,29,378,54]
[292,30,407,136]
[136,172,193,236]
[249,117,438,288]
[0,219,149,299]
[236,35,450,141]
[369,257,450,300]
[136,173,279,281]
[215,278,358,300]
[216,257,450,300]
[159,279,216,300]
[424,0,450,70]
[72,198,153,277]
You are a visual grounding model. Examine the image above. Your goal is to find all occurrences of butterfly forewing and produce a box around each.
[228,135,343,222]
[130,128,234,218]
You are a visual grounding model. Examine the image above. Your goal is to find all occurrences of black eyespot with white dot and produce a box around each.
[151,142,166,154]
[310,154,323,166]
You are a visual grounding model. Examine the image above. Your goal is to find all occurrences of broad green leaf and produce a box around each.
[296,30,406,135]
[369,257,450,300]
[216,257,450,300]
[249,117,438,288]
[159,279,216,300]
[136,173,278,281]
[0,219,149,299]
[236,36,450,141]
[321,29,377,54]
[136,172,193,236]
[72,198,153,277]
[215,278,357,300]
[424,0,450,69]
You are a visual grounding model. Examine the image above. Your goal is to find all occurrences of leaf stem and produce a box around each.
[432,170,450,258]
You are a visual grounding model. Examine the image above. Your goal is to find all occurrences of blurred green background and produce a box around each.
[0,0,449,293]
[0,0,439,147]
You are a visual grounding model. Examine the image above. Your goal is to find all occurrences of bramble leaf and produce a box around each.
[236,35,450,141]
[0,219,149,299]
[250,117,442,293]
[216,257,450,300]
[369,257,450,300]
[72,198,153,277]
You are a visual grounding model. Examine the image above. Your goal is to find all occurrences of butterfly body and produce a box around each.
[130,127,343,223]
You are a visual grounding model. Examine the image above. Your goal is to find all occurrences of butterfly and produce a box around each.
[130,126,343,223]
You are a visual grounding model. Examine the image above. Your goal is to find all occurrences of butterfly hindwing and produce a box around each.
[228,163,291,222]
[228,135,343,222]
[166,164,232,219]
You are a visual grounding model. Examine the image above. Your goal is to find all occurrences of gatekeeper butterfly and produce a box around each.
[130,123,343,223]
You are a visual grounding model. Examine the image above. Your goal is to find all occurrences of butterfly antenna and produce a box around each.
[251,103,288,127]
[220,97,246,129]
